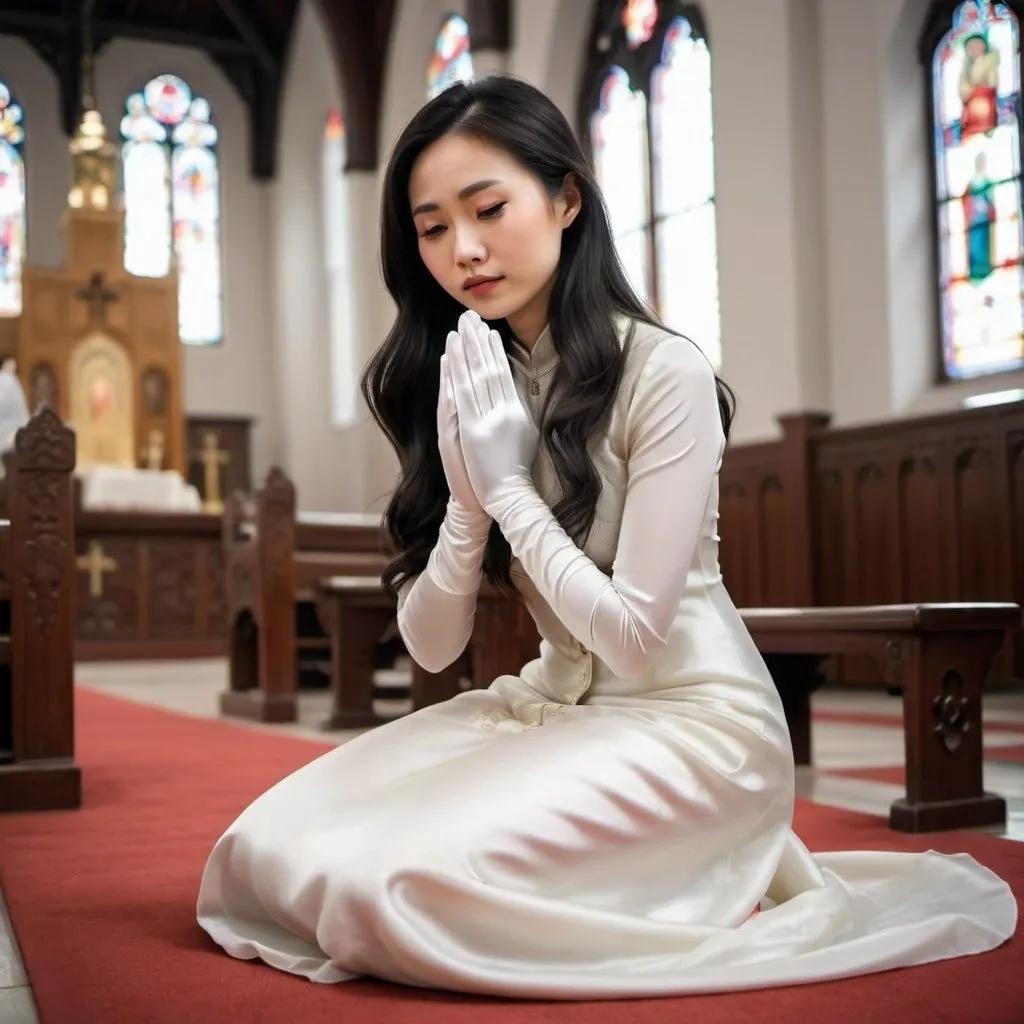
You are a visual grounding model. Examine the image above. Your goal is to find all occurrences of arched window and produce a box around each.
[582,1,721,369]
[428,13,474,98]
[923,0,1024,380]
[0,81,26,317]
[323,106,357,428]
[121,74,223,346]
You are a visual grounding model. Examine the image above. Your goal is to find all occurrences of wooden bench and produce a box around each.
[743,603,1017,833]
[314,576,472,729]
[315,581,1014,833]
[0,407,79,813]
[219,468,390,723]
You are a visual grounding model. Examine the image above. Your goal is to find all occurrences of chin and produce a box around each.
[461,294,523,323]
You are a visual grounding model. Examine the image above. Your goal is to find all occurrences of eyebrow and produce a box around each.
[411,179,503,216]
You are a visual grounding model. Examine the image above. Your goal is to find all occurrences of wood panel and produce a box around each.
[721,400,1024,683]
[186,415,254,506]
[73,510,225,660]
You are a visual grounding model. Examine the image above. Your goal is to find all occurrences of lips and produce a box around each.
[463,275,503,294]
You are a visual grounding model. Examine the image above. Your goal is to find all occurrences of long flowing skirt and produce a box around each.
[197,684,1016,999]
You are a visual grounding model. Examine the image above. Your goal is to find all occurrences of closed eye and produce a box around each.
[479,201,506,220]
[422,224,445,239]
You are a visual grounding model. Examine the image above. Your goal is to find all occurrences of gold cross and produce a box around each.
[140,428,165,470]
[76,541,118,598]
[191,431,230,513]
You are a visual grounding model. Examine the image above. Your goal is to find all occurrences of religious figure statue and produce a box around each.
[69,335,134,468]
[963,150,995,284]
[959,32,1000,139]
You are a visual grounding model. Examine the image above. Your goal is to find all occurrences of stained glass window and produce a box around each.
[428,13,474,98]
[0,82,26,318]
[591,68,652,303]
[586,2,722,368]
[930,1,1024,378]
[323,107,358,428]
[623,0,659,49]
[652,17,720,369]
[121,74,222,346]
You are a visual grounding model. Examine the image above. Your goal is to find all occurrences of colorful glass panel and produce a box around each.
[932,1,1024,378]
[122,75,223,344]
[0,82,25,317]
[651,16,721,368]
[428,14,474,98]
[591,67,652,303]
[623,0,659,49]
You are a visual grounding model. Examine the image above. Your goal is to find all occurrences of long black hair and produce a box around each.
[361,75,734,596]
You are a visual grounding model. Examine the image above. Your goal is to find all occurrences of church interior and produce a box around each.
[0,0,1023,1019]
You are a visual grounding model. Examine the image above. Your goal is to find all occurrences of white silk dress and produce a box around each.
[197,319,1016,999]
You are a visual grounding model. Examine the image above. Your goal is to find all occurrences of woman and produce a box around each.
[197,76,1015,999]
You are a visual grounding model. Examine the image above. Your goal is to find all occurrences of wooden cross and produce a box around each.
[76,540,118,598]
[75,271,119,324]
[191,431,230,513]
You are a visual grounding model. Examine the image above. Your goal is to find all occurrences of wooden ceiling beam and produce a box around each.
[0,9,250,56]
[212,0,277,75]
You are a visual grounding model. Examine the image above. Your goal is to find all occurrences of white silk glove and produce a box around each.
[447,310,539,517]
[438,352,487,518]
[391,339,495,674]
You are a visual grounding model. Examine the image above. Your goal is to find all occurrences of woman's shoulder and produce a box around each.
[616,317,717,391]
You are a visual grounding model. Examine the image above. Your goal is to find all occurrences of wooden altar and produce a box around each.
[0,103,185,476]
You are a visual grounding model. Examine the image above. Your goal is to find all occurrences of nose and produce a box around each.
[453,221,486,268]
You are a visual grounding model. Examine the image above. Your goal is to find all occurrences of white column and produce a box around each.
[711,0,829,441]
[347,169,399,514]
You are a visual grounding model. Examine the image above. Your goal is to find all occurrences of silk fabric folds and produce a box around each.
[198,320,1016,998]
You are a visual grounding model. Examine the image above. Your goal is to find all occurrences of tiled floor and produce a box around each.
[2,658,1023,1023]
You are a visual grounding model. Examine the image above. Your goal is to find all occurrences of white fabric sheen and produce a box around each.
[198,317,1016,1000]
[489,338,722,678]
[396,499,490,673]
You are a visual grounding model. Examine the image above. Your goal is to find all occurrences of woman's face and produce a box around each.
[409,134,578,344]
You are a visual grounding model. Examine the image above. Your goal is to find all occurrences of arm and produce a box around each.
[488,338,724,678]
[395,499,491,673]
[396,344,495,673]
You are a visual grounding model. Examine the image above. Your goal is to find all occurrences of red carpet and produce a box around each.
[812,708,1024,735]
[830,745,1024,786]
[1,689,1022,1024]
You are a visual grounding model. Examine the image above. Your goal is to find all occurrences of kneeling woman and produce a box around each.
[197,76,1016,999]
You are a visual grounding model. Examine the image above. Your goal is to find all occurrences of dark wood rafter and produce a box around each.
[576,0,710,314]
[0,0,300,179]
[313,0,397,172]
[467,0,512,52]
[917,0,1024,384]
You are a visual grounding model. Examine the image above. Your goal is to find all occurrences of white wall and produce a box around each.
[270,0,362,510]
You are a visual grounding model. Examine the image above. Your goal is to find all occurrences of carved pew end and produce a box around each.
[0,408,80,813]
[744,602,1017,834]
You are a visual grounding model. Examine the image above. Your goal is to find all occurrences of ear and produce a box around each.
[560,172,582,229]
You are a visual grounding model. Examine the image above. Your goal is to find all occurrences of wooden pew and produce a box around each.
[220,468,390,723]
[314,576,475,728]
[744,603,1017,833]
[316,580,1013,833]
[0,407,79,813]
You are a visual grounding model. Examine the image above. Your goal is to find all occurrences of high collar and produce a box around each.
[507,323,557,380]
